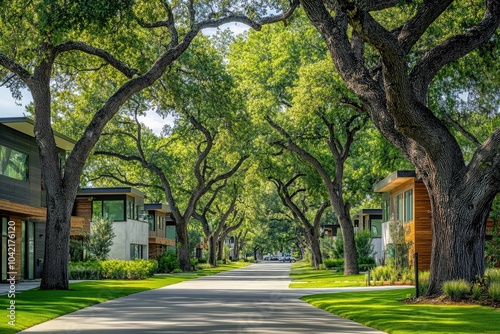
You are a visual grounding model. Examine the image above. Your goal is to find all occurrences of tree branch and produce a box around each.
[0,52,32,84]
[56,41,138,78]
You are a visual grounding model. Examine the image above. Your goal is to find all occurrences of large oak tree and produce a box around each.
[300,0,500,294]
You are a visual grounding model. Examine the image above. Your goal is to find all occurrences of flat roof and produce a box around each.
[77,187,145,198]
[373,170,416,193]
[0,117,76,151]
[144,203,172,213]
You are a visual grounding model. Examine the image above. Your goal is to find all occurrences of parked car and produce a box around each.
[279,256,296,263]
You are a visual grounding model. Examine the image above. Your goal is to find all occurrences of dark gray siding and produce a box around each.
[0,123,42,207]
[34,221,46,278]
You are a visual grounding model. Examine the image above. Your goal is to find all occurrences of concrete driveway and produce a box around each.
[20,263,407,333]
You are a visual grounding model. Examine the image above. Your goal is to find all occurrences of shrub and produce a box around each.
[442,280,470,301]
[190,258,198,270]
[172,268,183,273]
[197,257,208,264]
[488,282,500,301]
[323,258,344,269]
[418,271,430,296]
[157,251,179,273]
[69,261,102,280]
[100,259,156,280]
[485,268,500,284]
[471,284,482,300]
[400,267,414,284]
[87,218,116,260]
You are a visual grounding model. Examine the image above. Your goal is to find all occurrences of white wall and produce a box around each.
[105,219,149,260]
[371,238,383,265]
[380,221,392,265]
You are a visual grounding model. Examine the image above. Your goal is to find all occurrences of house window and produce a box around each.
[371,219,382,238]
[130,244,143,259]
[148,214,155,231]
[381,193,390,222]
[92,200,125,221]
[396,193,403,222]
[0,144,29,181]
[404,190,413,222]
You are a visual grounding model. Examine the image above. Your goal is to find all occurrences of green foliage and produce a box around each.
[332,236,344,259]
[100,259,157,279]
[471,284,482,300]
[355,230,375,259]
[157,251,180,273]
[69,259,157,280]
[323,258,344,269]
[442,280,470,301]
[190,258,198,270]
[36,0,134,35]
[418,271,430,296]
[485,268,500,284]
[485,207,500,268]
[87,218,116,261]
[386,220,412,270]
[69,261,102,280]
[488,282,500,302]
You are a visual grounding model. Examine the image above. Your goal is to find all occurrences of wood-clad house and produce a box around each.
[144,203,176,259]
[373,170,432,271]
[0,117,85,281]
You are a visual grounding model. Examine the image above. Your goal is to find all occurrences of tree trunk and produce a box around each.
[217,239,224,261]
[310,232,323,269]
[233,236,239,260]
[427,184,493,295]
[39,192,73,290]
[176,220,191,271]
[208,235,217,267]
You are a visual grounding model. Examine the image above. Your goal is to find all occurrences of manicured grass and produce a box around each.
[289,261,367,288]
[1,262,250,334]
[302,288,500,334]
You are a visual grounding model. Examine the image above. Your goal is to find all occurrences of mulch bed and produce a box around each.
[402,295,500,308]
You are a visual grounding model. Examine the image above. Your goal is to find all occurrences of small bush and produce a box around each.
[471,284,482,300]
[197,257,208,264]
[485,268,500,284]
[69,261,101,280]
[324,258,344,269]
[157,251,179,273]
[442,279,470,301]
[172,268,183,273]
[400,267,413,284]
[100,259,156,280]
[197,263,212,269]
[488,282,500,302]
[190,258,198,270]
[418,271,430,296]
[318,264,327,270]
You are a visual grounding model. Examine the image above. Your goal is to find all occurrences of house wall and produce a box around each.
[107,219,149,260]
[384,178,432,271]
[0,124,42,207]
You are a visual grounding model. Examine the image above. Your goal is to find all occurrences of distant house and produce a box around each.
[74,187,149,260]
[373,170,432,271]
[353,209,383,264]
[144,203,176,259]
[0,117,85,281]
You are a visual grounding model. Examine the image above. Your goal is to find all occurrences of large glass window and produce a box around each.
[0,144,29,181]
[370,219,382,238]
[404,190,413,222]
[396,194,403,222]
[92,199,125,221]
[148,214,155,231]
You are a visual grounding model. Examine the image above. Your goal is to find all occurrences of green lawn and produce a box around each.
[1,262,250,334]
[302,288,500,334]
[289,261,367,288]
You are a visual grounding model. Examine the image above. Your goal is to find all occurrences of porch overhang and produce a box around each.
[373,170,416,193]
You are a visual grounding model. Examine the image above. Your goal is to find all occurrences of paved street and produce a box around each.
[20,263,406,333]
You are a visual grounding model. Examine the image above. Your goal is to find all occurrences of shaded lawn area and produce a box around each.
[290,262,366,288]
[1,262,250,334]
[302,288,500,334]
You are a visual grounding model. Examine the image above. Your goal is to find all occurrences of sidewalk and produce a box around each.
[0,280,85,295]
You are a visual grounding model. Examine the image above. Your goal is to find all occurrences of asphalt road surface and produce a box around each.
[20,262,406,333]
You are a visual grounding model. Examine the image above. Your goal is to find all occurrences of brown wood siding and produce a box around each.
[412,180,432,271]
[73,197,92,233]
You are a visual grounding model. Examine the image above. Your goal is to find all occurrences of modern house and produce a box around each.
[353,209,383,264]
[373,170,432,271]
[74,187,150,260]
[0,117,85,281]
[144,203,176,259]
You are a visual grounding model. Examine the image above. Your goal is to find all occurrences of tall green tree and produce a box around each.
[300,0,500,293]
[0,0,298,290]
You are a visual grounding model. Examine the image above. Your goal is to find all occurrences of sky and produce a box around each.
[0,22,249,135]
